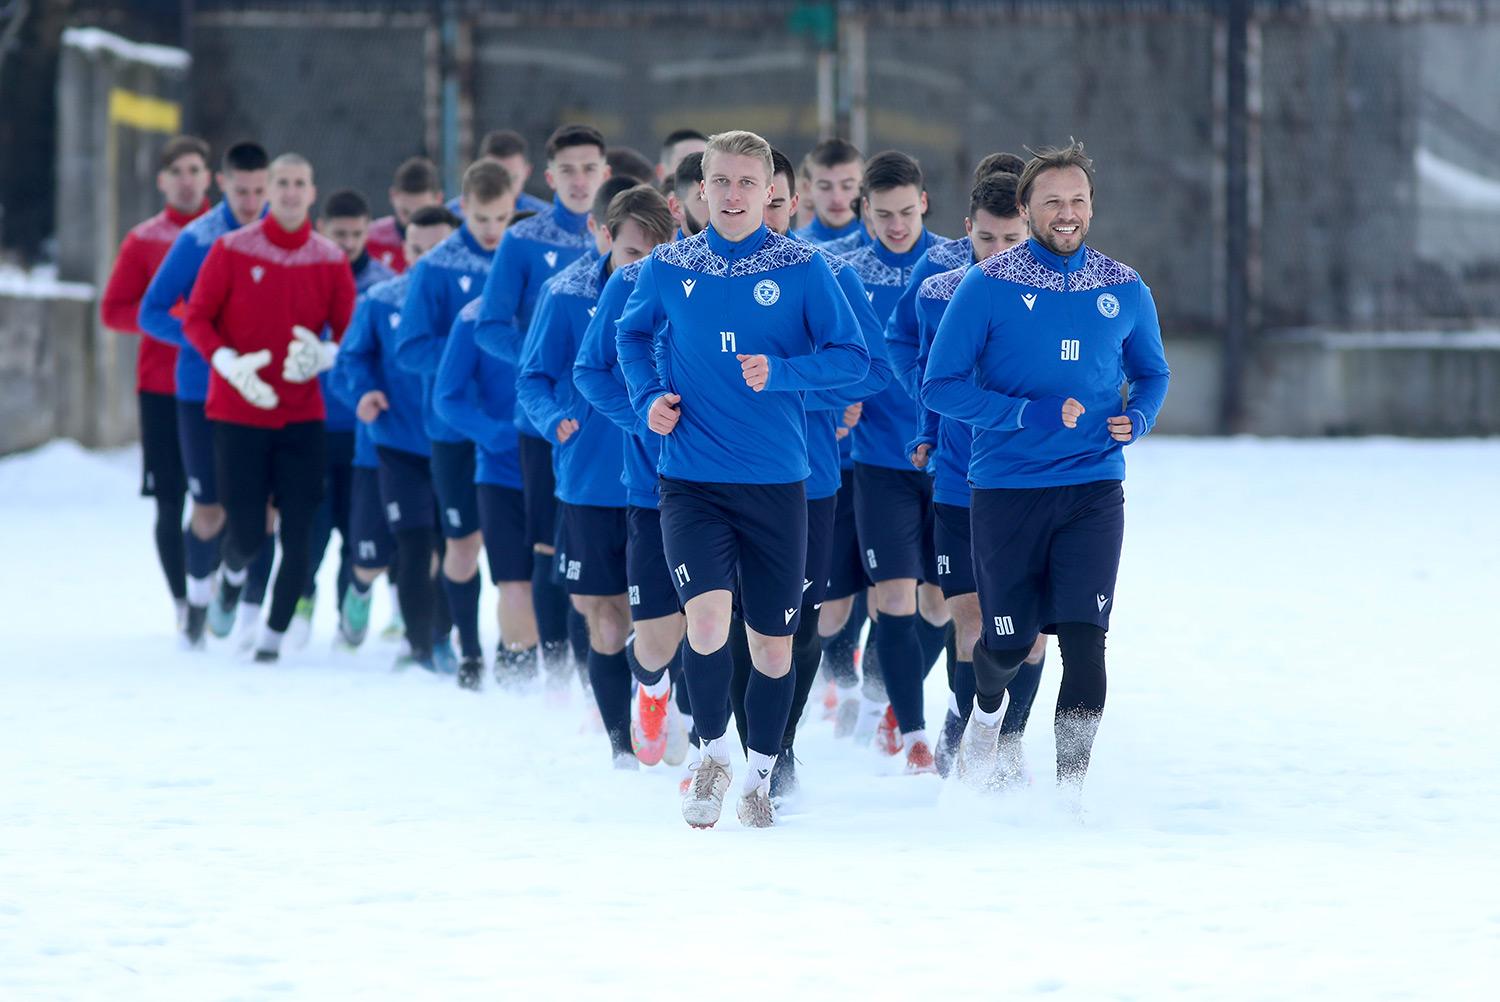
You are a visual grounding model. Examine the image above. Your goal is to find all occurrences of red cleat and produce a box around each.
[874,705,904,756]
[821,681,839,720]
[904,739,937,775]
[631,689,671,766]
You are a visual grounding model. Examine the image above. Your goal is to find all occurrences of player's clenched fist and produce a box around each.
[648,392,682,435]
[736,353,771,392]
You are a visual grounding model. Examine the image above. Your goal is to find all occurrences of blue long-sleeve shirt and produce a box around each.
[333,272,431,459]
[393,224,494,443]
[913,265,973,507]
[433,297,523,489]
[323,253,396,434]
[615,224,869,485]
[471,198,593,437]
[886,235,974,400]
[923,238,1170,489]
[139,200,255,402]
[839,229,948,471]
[517,252,625,508]
[574,260,664,510]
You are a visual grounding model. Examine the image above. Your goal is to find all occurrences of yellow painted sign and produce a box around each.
[108,88,180,134]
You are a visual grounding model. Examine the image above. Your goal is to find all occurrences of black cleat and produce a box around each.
[457,656,483,691]
[183,604,209,648]
[769,746,799,801]
[252,647,280,664]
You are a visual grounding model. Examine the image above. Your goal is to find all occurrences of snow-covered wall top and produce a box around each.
[60,27,190,71]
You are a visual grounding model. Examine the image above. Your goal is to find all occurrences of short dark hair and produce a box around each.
[606,146,655,184]
[392,156,442,194]
[969,171,1020,220]
[323,188,370,220]
[591,176,640,224]
[804,137,862,171]
[479,129,528,160]
[159,135,209,172]
[1017,139,1095,207]
[222,141,269,174]
[672,152,704,193]
[409,205,460,229]
[862,150,923,198]
[462,160,513,202]
[661,128,708,155]
[606,185,675,245]
[545,124,606,160]
[973,152,1026,184]
[770,148,797,197]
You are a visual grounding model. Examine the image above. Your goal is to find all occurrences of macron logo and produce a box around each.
[389,313,401,329]
[458,275,472,294]
[784,608,797,624]
[1097,593,1110,612]
[250,265,264,284]
[543,250,558,269]
[1021,293,1037,311]
[681,278,696,299]
[587,307,597,318]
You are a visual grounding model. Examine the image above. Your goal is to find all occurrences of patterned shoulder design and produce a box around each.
[133,211,183,245]
[367,272,412,307]
[617,259,646,284]
[425,232,493,274]
[979,242,1139,293]
[840,244,906,289]
[919,265,968,302]
[926,236,972,270]
[548,254,600,300]
[186,209,232,247]
[731,231,817,278]
[814,246,846,277]
[1070,247,1140,293]
[222,224,346,267]
[820,231,865,257]
[510,212,593,250]
[653,231,719,274]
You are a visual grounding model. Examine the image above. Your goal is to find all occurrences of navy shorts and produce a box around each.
[430,438,480,539]
[932,501,977,599]
[350,465,395,570]
[175,398,219,504]
[803,494,838,610]
[376,445,437,534]
[971,480,1125,650]
[518,432,558,549]
[560,503,628,596]
[139,391,186,500]
[658,477,807,638]
[477,483,531,583]
[625,505,680,621]
[825,469,870,601]
[853,462,938,584]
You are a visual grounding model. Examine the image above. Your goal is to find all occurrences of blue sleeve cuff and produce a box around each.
[1129,408,1150,441]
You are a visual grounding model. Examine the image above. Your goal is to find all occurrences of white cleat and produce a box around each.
[953,714,1002,787]
[681,755,732,829]
[736,785,776,829]
[232,603,263,653]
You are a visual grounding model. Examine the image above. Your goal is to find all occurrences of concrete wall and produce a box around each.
[0,285,102,455]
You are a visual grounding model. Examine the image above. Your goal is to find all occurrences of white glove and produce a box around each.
[282,325,338,384]
[212,347,279,410]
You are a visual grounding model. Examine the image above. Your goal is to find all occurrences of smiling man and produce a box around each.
[615,130,868,828]
[793,138,867,248]
[922,140,1171,798]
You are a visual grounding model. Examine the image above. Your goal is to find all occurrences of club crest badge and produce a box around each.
[753,279,780,307]
[1097,292,1120,318]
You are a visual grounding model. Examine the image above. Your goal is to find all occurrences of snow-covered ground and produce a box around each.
[2,438,1498,1001]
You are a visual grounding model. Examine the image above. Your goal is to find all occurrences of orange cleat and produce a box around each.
[874,704,904,756]
[631,688,672,766]
[904,739,937,775]
[821,681,839,720]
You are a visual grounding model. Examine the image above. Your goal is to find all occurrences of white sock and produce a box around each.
[902,728,929,748]
[641,674,670,699]
[223,566,248,587]
[947,691,960,715]
[744,750,777,794]
[256,624,284,654]
[703,734,732,765]
[187,575,212,606]
[972,704,1002,727]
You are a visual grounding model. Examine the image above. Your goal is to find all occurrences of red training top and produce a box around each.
[183,216,356,428]
[365,215,407,274]
[98,201,209,395]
